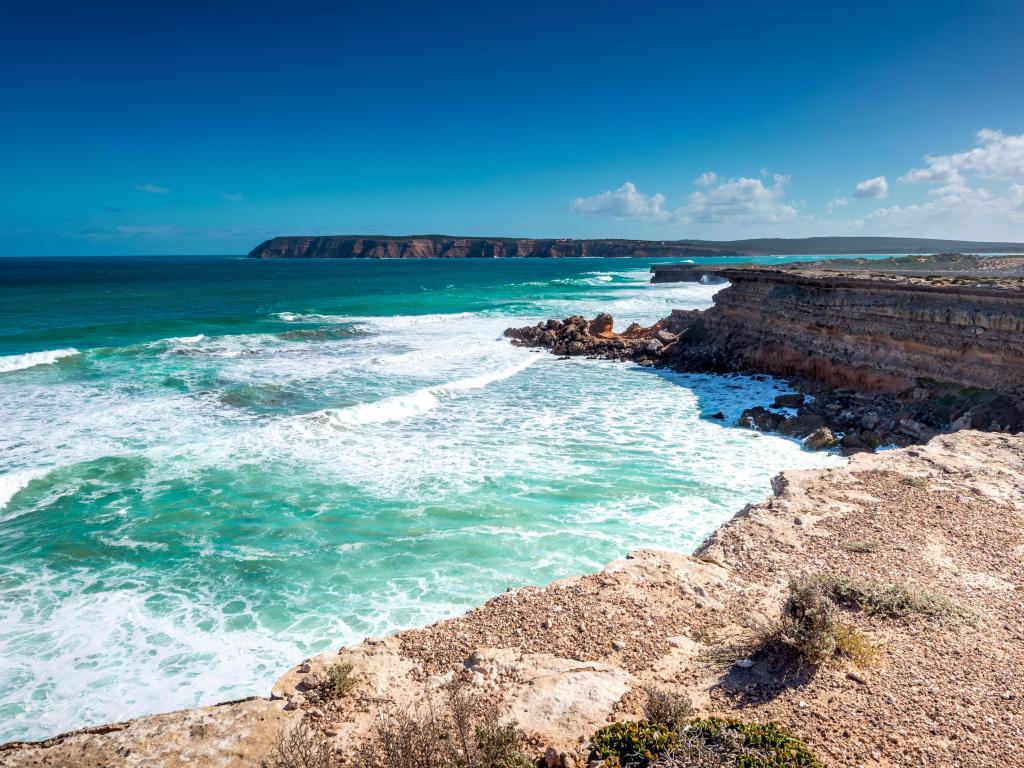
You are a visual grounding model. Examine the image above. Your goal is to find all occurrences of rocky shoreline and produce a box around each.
[506,256,1024,453]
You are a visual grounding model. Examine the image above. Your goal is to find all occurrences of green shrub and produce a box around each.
[681,718,822,767]
[839,539,879,554]
[319,662,358,697]
[898,476,928,489]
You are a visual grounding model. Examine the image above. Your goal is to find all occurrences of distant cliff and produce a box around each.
[248,235,1024,259]
[247,236,751,259]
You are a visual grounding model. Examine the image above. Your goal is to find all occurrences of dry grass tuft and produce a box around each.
[261,720,336,768]
[817,574,977,625]
[840,539,880,554]
[642,688,694,728]
[358,676,531,768]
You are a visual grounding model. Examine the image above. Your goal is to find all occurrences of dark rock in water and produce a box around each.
[778,413,826,437]
[737,406,785,433]
[711,411,726,420]
[772,393,805,408]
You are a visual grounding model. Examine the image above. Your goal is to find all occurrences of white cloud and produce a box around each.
[570,182,668,221]
[219,192,245,202]
[853,175,889,198]
[135,183,169,194]
[570,172,798,227]
[826,197,849,212]
[861,183,1024,238]
[901,129,1024,185]
[677,173,797,225]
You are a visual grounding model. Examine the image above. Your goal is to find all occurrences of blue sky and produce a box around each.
[2,0,1023,255]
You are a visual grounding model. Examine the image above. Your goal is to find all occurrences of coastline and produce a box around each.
[3,430,1022,767]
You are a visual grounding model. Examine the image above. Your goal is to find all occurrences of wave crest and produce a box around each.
[321,357,535,428]
[0,348,79,374]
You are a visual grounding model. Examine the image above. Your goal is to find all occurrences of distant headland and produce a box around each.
[247,234,1024,259]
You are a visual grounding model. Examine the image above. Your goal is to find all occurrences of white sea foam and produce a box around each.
[0,468,49,516]
[322,357,535,428]
[0,348,78,374]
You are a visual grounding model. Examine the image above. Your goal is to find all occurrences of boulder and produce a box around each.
[778,413,826,437]
[772,393,805,408]
[803,427,839,450]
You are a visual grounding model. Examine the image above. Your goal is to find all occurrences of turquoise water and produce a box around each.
[0,256,844,742]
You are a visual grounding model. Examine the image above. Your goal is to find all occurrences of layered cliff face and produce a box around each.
[689,269,1024,392]
[247,235,750,259]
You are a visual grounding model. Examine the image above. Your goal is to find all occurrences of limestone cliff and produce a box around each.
[247,236,750,259]
[682,268,1024,392]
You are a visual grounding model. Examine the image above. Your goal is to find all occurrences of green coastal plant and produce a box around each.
[590,721,677,768]
[319,661,358,697]
[589,718,822,768]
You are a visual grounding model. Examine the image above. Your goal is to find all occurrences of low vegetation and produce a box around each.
[591,692,822,768]
[898,475,928,489]
[358,677,531,768]
[778,577,863,664]
[319,661,358,698]
[815,574,976,625]
[261,720,336,768]
[642,688,694,728]
[839,539,880,554]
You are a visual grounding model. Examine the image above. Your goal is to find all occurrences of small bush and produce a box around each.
[778,577,876,666]
[643,689,694,728]
[261,720,336,768]
[779,578,841,663]
[319,662,358,697]
[898,475,928,489]
[358,677,531,768]
[817,574,975,625]
[840,539,879,554]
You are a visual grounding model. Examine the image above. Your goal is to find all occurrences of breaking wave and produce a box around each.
[0,348,79,374]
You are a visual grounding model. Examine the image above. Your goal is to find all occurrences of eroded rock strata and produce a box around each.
[3,432,1022,767]
[506,263,1024,450]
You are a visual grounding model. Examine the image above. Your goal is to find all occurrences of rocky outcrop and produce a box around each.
[247,236,751,259]
[505,264,1024,448]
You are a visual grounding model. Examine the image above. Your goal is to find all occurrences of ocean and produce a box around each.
[0,255,844,742]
